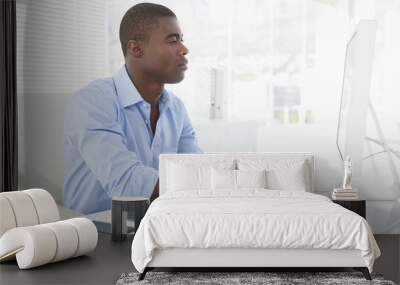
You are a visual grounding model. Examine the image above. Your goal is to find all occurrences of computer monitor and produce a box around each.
[336,20,377,183]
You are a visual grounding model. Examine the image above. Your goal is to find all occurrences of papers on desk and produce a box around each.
[85,210,112,233]
[85,210,135,234]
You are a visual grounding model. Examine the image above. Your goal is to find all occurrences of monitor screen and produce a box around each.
[336,20,376,167]
[337,32,357,161]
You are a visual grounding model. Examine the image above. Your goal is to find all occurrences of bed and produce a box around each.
[131,153,380,280]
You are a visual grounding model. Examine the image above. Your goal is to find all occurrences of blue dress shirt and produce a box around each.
[64,66,202,214]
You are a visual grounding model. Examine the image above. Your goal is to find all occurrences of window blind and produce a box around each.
[16,0,108,95]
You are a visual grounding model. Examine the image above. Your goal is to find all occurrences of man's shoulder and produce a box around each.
[75,77,115,101]
[165,90,185,110]
[69,77,120,107]
[66,77,120,117]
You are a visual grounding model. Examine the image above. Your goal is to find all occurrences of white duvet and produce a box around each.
[131,190,380,273]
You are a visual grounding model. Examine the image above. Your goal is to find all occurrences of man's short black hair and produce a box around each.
[119,3,176,57]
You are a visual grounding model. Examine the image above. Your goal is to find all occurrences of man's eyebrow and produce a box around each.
[165,33,182,40]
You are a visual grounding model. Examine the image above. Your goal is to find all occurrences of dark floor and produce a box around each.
[0,233,134,285]
[374,234,400,284]
[0,234,398,285]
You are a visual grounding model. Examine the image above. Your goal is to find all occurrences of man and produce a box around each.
[64,3,202,214]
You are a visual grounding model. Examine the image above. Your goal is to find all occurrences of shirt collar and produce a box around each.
[113,65,171,108]
[113,65,143,108]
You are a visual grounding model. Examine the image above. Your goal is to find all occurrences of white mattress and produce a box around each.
[131,190,380,273]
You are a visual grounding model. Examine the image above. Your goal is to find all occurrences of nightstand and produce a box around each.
[332,199,366,218]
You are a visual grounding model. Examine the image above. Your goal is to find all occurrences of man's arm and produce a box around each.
[177,102,203,154]
[66,89,158,199]
[150,180,159,202]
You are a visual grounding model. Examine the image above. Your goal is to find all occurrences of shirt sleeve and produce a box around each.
[177,101,203,154]
[67,88,158,199]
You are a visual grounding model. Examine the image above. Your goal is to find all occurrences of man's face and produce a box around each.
[141,17,188,84]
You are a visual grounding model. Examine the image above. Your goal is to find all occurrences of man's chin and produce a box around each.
[166,73,185,84]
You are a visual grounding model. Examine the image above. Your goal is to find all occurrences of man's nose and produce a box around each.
[179,42,188,56]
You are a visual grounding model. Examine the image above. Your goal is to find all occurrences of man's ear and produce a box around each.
[127,39,144,58]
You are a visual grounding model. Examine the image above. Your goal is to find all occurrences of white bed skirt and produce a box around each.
[148,248,366,268]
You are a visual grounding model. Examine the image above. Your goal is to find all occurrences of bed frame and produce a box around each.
[138,153,372,281]
[139,248,370,280]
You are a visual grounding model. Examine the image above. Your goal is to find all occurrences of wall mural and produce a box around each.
[16,0,399,234]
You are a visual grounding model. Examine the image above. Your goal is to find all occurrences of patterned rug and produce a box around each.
[116,271,396,285]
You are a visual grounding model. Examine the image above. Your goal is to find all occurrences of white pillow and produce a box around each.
[238,159,310,191]
[167,162,211,192]
[236,169,268,189]
[211,168,237,190]
[267,167,306,191]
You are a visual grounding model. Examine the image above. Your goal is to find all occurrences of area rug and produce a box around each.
[116,271,396,285]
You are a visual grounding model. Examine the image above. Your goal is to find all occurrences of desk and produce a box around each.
[0,233,133,285]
